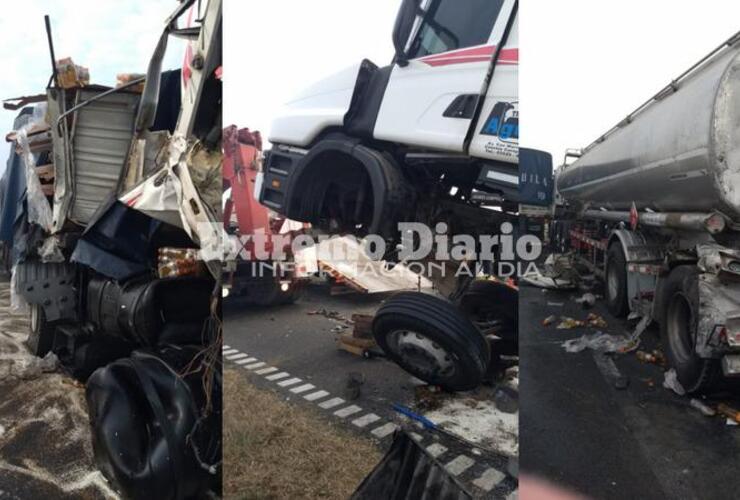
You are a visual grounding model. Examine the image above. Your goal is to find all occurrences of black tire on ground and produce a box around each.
[458,280,518,355]
[27,303,55,357]
[605,243,629,317]
[372,292,489,391]
[660,266,720,394]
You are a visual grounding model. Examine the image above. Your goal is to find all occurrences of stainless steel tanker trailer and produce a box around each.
[554,30,740,393]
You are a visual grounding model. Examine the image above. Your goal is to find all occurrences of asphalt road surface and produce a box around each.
[520,283,740,500]
[224,282,517,499]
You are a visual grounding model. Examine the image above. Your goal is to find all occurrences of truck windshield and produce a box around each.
[408,0,505,59]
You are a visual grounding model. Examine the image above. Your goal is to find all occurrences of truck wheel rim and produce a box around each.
[667,292,693,364]
[387,329,455,379]
[607,263,619,301]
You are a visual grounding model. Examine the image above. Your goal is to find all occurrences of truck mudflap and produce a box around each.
[351,431,471,500]
[86,346,222,499]
[14,260,76,322]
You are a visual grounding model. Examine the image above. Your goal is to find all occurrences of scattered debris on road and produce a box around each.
[556,316,585,329]
[663,369,686,396]
[635,350,666,366]
[562,331,636,354]
[690,398,717,417]
[575,292,597,309]
[717,403,740,425]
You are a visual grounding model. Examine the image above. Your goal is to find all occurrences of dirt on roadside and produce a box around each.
[0,279,117,500]
[223,369,382,499]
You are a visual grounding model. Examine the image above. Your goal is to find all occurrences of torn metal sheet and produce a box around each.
[2,93,47,110]
[120,136,222,278]
[70,198,161,280]
[17,124,53,232]
[317,236,433,294]
[521,267,576,290]
[696,272,740,358]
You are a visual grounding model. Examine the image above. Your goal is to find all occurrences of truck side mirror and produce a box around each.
[392,0,418,67]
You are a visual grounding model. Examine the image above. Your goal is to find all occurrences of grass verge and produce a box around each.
[223,369,382,499]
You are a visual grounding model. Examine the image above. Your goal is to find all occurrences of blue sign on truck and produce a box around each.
[519,148,554,206]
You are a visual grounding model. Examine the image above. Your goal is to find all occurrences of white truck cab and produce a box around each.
[260,0,519,243]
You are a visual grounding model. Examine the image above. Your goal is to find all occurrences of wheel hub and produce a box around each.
[387,329,455,378]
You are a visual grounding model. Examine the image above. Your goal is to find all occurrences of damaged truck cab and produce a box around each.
[5,0,223,497]
[258,0,519,242]
[256,0,521,391]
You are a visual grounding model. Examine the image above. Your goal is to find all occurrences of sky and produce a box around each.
[520,0,740,167]
[0,0,185,170]
[224,0,400,140]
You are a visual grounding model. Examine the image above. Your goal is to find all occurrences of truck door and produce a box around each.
[373,0,517,154]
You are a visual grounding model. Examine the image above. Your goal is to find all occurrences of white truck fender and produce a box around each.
[268,62,366,147]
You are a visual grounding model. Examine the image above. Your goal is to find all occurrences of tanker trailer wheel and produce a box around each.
[606,243,629,317]
[372,292,489,391]
[660,266,719,394]
[458,280,518,355]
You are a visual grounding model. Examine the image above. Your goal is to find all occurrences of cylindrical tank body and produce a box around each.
[557,41,740,222]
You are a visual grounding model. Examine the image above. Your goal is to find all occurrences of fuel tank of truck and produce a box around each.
[556,36,740,222]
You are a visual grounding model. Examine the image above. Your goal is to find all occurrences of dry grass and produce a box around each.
[223,369,382,500]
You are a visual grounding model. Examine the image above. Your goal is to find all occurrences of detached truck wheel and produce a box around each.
[660,266,719,394]
[372,292,489,391]
[606,243,629,317]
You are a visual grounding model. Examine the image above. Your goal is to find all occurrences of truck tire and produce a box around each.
[27,303,55,357]
[605,243,629,317]
[458,280,518,355]
[660,266,719,394]
[372,292,489,391]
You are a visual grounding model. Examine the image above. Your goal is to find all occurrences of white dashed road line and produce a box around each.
[318,397,345,409]
[473,468,507,492]
[290,383,316,394]
[446,455,476,476]
[244,361,266,370]
[265,372,290,381]
[334,405,363,418]
[426,443,448,458]
[303,390,329,401]
[277,377,303,387]
[255,366,278,375]
[352,413,381,428]
[226,352,249,361]
[234,357,257,365]
[370,422,397,438]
